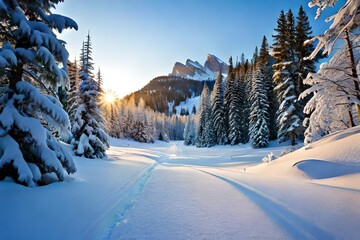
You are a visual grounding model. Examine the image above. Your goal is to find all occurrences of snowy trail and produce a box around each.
[106,165,290,240]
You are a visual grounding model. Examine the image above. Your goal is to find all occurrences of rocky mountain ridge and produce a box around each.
[171,54,228,80]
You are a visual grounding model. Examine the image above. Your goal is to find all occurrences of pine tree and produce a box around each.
[96,68,104,94]
[211,72,227,145]
[192,104,197,114]
[259,36,277,140]
[132,98,150,142]
[0,0,78,186]
[71,33,109,158]
[225,56,242,145]
[301,39,360,144]
[196,83,214,147]
[308,0,360,121]
[249,64,270,148]
[183,116,191,145]
[295,6,315,94]
[66,58,80,126]
[272,10,302,145]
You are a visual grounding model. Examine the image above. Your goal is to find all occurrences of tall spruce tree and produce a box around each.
[259,36,277,140]
[196,83,214,147]
[66,58,80,126]
[224,56,233,142]
[71,33,109,158]
[183,116,196,145]
[225,57,242,145]
[0,0,78,186]
[96,68,104,94]
[211,72,227,145]
[295,6,315,94]
[272,10,302,145]
[249,63,270,148]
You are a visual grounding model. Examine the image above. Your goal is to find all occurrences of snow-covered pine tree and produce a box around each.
[259,36,277,140]
[223,57,232,142]
[66,58,80,126]
[132,111,148,142]
[71,33,109,158]
[238,59,251,144]
[272,10,302,145]
[132,98,150,142]
[307,0,360,122]
[295,6,315,94]
[196,83,214,147]
[300,41,360,144]
[0,0,78,186]
[211,71,227,145]
[107,102,122,138]
[121,96,136,139]
[96,68,104,94]
[225,57,242,145]
[249,63,270,148]
[183,116,191,145]
[184,115,197,145]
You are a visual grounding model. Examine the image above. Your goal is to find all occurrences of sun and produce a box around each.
[100,90,118,108]
[104,91,116,104]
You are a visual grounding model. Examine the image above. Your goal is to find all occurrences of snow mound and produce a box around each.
[294,160,360,179]
[248,126,360,190]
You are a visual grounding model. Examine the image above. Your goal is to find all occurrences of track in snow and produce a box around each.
[193,168,335,240]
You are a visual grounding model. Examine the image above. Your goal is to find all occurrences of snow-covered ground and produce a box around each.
[1,127,360,239]
[174,96,200,115]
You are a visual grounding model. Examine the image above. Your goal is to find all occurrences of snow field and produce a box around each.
[1,126,360,239]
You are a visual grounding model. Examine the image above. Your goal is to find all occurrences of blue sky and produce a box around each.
[56,0,339,98]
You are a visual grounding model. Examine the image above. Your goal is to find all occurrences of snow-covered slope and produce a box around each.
[174,95,200,115]
[1,127,359,239]
[248,126,360,189]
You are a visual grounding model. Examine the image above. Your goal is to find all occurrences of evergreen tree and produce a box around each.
[183,116,191,145]
[107,102,122,138]
[183,116,196,145]
[0,0,78,186]
[225,56,242,145]
[295,6,315,94]
[71,33,109,158]
[191,104,197,114]
[249,64,270,148]
[196,83,214,147]
[272,10,302,145]
[259,36,277,140]
[211,72,227,145]
[66,58,80,126]
[96,68,104,94]
[301,39,360,144]
[224,56,233,140]
[307,0,360,121]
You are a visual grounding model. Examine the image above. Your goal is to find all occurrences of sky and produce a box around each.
[55,0,340,98]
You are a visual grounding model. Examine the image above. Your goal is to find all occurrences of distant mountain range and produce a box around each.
[171,54,228,80]
[123,54,227,114]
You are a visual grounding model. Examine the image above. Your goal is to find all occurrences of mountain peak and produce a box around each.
[171,54,228,80]
[204,54,228,74]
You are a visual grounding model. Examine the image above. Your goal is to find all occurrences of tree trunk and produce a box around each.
[344,29,360,124]
[290,131,296,146]
[348,106,356,127]
[9,64,23,91]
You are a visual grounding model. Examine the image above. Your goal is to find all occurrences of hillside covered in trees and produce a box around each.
[123,76,214,114]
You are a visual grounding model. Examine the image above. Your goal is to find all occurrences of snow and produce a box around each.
[1,127,360,239]
[174,96,200,115]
